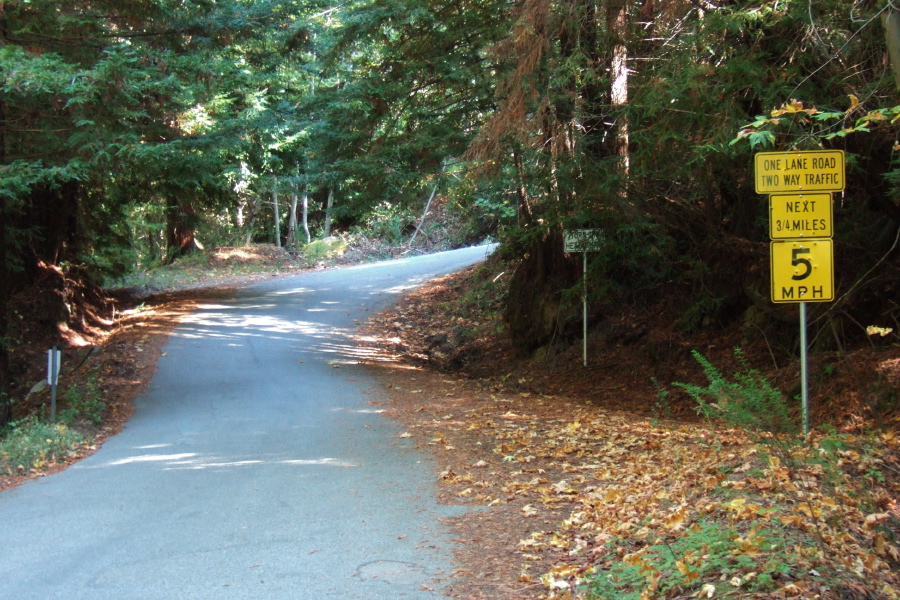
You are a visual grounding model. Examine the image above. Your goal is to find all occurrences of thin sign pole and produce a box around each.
[583,252,588,368]
[799,302,809,435]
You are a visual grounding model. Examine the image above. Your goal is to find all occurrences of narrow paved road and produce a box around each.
[0,246,494,600]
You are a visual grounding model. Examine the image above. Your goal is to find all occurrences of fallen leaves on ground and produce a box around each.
[374,369,900,600]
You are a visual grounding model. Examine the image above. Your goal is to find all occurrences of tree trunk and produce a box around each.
[166,197,196,260]
[408,165,445,247]
[147,227,160,264]
[0,99,9,424]
[513,147,533,225]
[505,231,581,354]
[287,182,299,249]
[323,187,334,238]
[573,0,606,160]
[884,10,900,90]
[243,195,261,246]
[272,186,281,248]
[236,200,245,229]
[607,0,630,171]
[0,186,9,426]
[22,181,80,281]
[302,184,311,245]
[0,12,13,423]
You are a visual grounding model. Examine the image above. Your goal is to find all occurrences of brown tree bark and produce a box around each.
[505,231,581,353]
[513,148,533,225]
[166,197,197,260]
[0,98,9,423]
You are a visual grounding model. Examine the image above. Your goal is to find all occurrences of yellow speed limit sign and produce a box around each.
[770,239,834,303]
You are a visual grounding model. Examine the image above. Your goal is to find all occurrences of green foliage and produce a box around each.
[80,233,142,284]
[588,217,677,301]
[353,201,417,246]
[675,349,796,437]
[111,257,203,290]
[650,377,671,420]
[60,378,106,426]
[461,265,509,321]
[0,0,328,285]
[675,290,725,333]
[809,428,895,514]
[0,418,84,475]
[585,521,809,600]
[733,100,900,148]
[303,238,348,263]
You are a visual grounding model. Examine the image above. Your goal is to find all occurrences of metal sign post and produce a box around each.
[755,150,844,436]
[564,229,604,368]
[799,303,809,435]
[582,252,588,368]
[47,346,61,422]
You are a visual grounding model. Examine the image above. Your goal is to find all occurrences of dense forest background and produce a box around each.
[2,0,900,421]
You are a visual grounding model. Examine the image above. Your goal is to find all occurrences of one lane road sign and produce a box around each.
[755,150,845,194]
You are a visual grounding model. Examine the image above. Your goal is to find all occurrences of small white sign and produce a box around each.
[564,229,604,253]
[47,347,61,386]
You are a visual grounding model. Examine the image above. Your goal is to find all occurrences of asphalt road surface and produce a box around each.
[0,245,495,600]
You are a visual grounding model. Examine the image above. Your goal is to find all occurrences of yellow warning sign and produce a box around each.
[770,239,834,303]
[769,193,833,239]
[755,150,845,194]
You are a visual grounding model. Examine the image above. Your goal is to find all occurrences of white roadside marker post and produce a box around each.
[47,345,61,422]
[564,229,605,368]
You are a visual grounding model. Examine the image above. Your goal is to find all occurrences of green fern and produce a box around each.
[675,349,796,437]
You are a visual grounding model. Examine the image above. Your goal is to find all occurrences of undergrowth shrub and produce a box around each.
[650,377,672,420]
[462,263,509,316]
[586,521,815,600]
[675,348,796,438]
[0,418,84,475]
[303,237,348,263]
[61,377,106,425]
[108,250,212,289]
[354,201,416,245]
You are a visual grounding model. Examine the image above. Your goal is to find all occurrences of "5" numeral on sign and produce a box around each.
[791,247,811,280]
